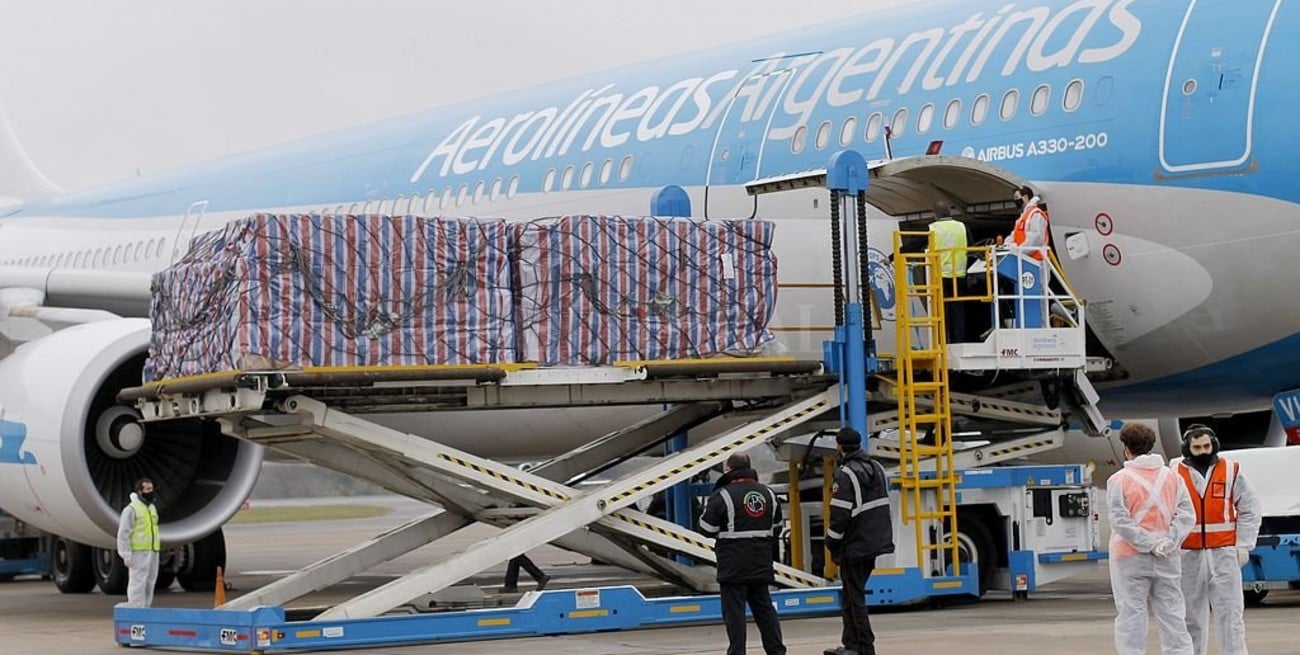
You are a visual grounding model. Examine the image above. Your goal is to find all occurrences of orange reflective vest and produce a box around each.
[1110,465,1180,559]
[1177,459,1239,549]
[1012,205,1050,260]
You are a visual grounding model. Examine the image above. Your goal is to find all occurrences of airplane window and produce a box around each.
[114,245,124,265]
[1031,85,1050,116]
[92,250,102,268]
[561,165,575,190]
[473,181,485,203]
[865,112,884,142]
[394,195,406,214]
[815,120,832,150]
[599,160,613,186]
[335,204,345,215]
[543,168,556,192]
[840,116,858,146]
[456,184,468,207]
[1063,79,1084,112]
[360,200,372,214]
[917,104,935,134]
[154,240,165,259]
[791,125,808,154]
[944,99,962,129]
[971,94,990,125]
[1000,89,1019,121]
[619,155,634,182]
[891,108,908,137]
[507,175,520,198]
[74,252,84,267]
[490,177,503,201]
[580,162,593,188]
[440,186,453,209]
[347,202,359,214]
[134,241,145,261]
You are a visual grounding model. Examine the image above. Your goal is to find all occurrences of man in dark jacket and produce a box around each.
[825,427,894,655]
[699,451,787,655]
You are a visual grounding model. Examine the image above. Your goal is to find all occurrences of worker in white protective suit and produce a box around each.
[1173,425,1262,655]
[1106,423,1196,655]
[116,477,161,607]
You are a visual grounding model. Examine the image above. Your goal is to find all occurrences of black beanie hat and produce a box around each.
[837,427,862,450]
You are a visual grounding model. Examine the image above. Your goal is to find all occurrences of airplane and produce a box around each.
[0,0,1296,595]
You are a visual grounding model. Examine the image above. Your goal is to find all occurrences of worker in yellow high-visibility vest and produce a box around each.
[927,201,971,344]
[116,477,161,607]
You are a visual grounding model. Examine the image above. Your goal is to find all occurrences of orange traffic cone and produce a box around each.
[213,566,226,608]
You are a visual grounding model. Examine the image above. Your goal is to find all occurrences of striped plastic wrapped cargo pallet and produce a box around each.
[144,213,516,381]
[512,215,779,366]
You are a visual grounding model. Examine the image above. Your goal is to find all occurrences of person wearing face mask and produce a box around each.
[1173,425,1261,655]
[1008,185,1050,261]
[116,477,161,608]
[1106,423,1195,655]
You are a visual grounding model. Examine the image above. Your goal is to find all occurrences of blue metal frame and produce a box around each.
[113,568,979,652]
[1242,533,1300,585]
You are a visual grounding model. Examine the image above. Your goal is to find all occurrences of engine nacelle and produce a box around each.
[0,318,261,548]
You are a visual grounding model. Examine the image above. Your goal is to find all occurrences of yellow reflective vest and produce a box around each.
[929,218,968,278]
[129,498,160,552]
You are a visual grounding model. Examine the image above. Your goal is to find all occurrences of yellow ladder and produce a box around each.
[891,232,960,578]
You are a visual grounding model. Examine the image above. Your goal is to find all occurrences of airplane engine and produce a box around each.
[0,318,261,591]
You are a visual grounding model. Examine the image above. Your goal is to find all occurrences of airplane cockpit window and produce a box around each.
[917,104,935,134]
[890,108,908,137]
[1031,85,1050,116]
[840,116,858,146]
[791,125,808,154]
[543,169,556,193]
[507,175,520,198]
[580,162,593,188]
[1063,80,1084,112]
[599,160,612,186]
[944,99,961,129]
[815,120,832,150]
[619,155,633,182]
[1000,89,1019,121]
[561,165,575,190]
[865,112,884,142]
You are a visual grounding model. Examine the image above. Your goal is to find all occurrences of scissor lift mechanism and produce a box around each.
[112,152,1108,652]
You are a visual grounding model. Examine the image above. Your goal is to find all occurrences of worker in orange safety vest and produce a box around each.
[1106,423,1195,655]
[1174,425,1261,655]
[1009,185,1050,260]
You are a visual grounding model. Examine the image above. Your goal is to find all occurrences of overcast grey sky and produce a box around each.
[0,1,923,193]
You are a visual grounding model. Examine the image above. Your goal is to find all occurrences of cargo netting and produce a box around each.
[144,213,778,381]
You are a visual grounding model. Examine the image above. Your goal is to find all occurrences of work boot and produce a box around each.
[535,574,551,591]
[502,585,518,594]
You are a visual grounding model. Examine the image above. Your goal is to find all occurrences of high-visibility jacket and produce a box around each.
[1178,459,1239,549]
[1011,204,1051,260]
[129,498,160,552]
[929,218,967,278]
[1109,465,1181,559]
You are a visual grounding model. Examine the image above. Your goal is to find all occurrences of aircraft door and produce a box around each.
[1159,0,1282,174]
[704,63,797,217]
[170,200,208,264]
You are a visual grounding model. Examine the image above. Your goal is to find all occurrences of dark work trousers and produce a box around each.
[942,275,968,344]
[720,581,786,655]
[504,555,544,589]
[840,556,877,655]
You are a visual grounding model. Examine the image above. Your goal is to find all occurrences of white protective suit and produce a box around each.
[1107,453,1196,655]
[1173,456,1262,655]
[116,492,160,608]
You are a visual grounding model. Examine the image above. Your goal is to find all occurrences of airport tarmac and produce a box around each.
[0,496,1295,655]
